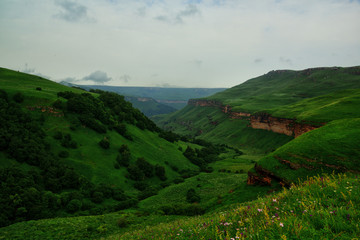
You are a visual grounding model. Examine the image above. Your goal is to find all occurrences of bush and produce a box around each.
[173,177,184,184]
[99,138,110,149]
[155,165,167,181]
[0,89,8,102]
[52,99,63,109]
[66,199,82,213]
[138,187,158,200]
[13,92,24,103]
[91,191,104,203]
[126,165,144,181]
[117,217,129,228]
[114,162,120,169]
[186,188,201,203]
[136,157,154,178]
[133,181,149,191]
[53,131,63,140]
[58,150,69,158]
[36,87,42,91]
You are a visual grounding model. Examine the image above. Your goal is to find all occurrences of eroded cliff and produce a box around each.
[188,99,323,138]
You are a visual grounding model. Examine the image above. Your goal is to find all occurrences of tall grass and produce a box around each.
[113,173,360,239]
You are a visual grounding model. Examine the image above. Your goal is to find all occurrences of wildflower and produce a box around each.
[280,222,284,227]
[257,209,263,212]
[273,198,277,202]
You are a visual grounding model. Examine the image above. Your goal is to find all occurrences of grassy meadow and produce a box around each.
[111,173,360,240]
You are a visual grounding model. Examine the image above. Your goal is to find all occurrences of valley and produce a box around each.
[0,66,360,239]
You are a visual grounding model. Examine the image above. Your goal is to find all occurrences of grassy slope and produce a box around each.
[267,88,360,122]
[156,104,293,152]
[0,67,198,193]
[112,173,360,239]
[0,67,85,104]
[257,118,360,183]
[155,66,360,152]
[208,66,360,112]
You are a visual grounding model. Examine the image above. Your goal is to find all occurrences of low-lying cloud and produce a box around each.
[83,71,111,83]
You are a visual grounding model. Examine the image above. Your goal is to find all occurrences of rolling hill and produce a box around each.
[154,66,360,151]
[1,65,360,239]
[1,67,231,228]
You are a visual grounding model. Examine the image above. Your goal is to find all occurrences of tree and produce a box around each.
[155,165,167,181]
[13,92,24,103]
[66,199,82,213]
[126,165,144,181]
[136,157,154,178]
[186,188,200,203]
[117,144,131,167]
[99,138,110,149]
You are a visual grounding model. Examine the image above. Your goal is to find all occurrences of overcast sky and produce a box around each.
[0,0,360,88]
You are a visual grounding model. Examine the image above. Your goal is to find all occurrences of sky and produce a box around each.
[0,0,360,88]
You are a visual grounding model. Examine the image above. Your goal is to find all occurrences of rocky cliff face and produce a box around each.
[250,113,322,138]
[188,99,323,137]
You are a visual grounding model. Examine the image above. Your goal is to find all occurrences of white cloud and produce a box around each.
[0,0,359,87]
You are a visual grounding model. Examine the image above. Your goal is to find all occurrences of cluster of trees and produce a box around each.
[56,90,159,139]
[126,157,166,182]
[183,144,225,172]
[0,90,135,227]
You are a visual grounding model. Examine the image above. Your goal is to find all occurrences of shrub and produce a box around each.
[52,99,63,109]
[58,150,69,158]
[114,162,120,169]
[117,217,129,228]
[136,157,154,178]
[99,138,110,149]
[66,199,82,213]
[155,165,167,181]
[53,131,63,140]
[126,165,144,181]
[13,92,24,103]
[186,188,201,203]
[0,89,8,102]
[133,181,149,191]
[91,191,104,203]
[36,87,42,91]
[173,177,184,184]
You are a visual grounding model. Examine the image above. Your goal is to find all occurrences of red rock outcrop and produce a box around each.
[187,99,323,138]
[247,164,290,187]
[250,113,323,138]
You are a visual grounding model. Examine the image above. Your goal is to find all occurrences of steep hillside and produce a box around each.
[250,118,360,186]
[155,66,360,151]
[208,66,360,112]
[0,67,209,227]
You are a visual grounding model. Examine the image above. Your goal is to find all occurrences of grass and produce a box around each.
[0,67,86,104]
[266,88,360,122]
[257,118,360,183]
[108,173,360,239]
[156,105,293,153]
[207,66,360,113]
[0,67,200,194]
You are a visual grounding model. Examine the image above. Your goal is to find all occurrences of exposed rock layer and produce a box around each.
[188,99,324,138]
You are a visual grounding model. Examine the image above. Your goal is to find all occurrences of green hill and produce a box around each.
[1,66,360,239]
[155,66,360,152]
[266,88,360,122]
[0,67,215,227]
[253,118,360,185]
[208,66,360,112]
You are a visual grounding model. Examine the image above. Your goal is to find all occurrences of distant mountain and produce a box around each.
[76,85,227,110]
